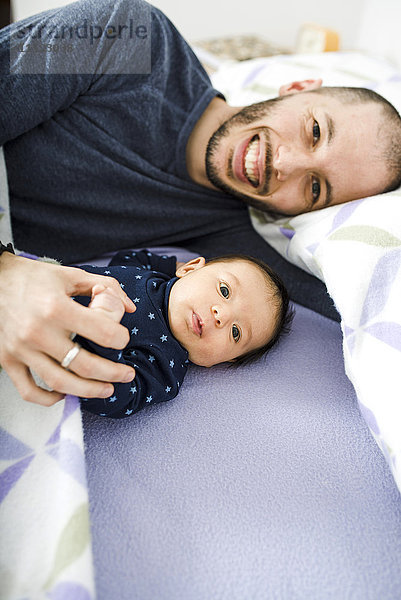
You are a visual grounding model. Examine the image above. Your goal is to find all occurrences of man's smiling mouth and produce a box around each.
[244,134,260,187]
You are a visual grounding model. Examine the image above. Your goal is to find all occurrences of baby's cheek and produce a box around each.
[188,347,214,368]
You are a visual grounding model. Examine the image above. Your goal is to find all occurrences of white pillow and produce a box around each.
[211,51,401,111]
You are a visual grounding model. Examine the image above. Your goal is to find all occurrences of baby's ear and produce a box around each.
[175,256,206,278]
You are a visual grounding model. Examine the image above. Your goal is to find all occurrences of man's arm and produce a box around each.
[183,220,340,322]
[0,0,151,404]
[0,0,150,145]
[0,252,136,405]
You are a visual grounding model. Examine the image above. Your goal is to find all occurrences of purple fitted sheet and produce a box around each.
[82,253,401,600]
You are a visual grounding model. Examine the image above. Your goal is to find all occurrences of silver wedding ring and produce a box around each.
[61,342,81,369]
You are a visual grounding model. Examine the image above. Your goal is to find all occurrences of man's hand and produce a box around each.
[0,253,136,406]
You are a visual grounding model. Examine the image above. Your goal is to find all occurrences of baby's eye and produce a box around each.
[220,283,230,298]
[232,324,241,342]
[312,120,320,145]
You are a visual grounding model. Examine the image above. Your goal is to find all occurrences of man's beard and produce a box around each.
[205,97,283,213]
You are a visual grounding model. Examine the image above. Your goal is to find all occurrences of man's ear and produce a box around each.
[176,256,206,278]
[278,78,323,97]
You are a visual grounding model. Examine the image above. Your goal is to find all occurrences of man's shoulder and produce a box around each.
[59,0,151,27]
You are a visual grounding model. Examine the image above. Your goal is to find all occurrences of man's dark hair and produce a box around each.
[312,86,401,192]
[206,254,295,366]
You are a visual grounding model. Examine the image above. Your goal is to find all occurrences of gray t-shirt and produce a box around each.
[0,0,339,320]
[2,0,245,262]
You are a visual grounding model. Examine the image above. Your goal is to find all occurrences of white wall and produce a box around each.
[12,0,70,21]
[357,0,401,69]
[152,0,366,51]
[12,0,367,51]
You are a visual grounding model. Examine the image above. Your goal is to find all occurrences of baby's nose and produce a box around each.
[212,305,227,327]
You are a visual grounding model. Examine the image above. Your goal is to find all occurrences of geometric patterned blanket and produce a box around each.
[0,143,94,598]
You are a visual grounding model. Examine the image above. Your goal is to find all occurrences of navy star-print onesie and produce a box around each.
[74,250,189,418]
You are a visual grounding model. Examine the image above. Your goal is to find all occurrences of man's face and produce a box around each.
[205,91,390,215]
[168,259,276,367]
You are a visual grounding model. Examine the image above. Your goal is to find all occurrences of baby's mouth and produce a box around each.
[192,312,203,336]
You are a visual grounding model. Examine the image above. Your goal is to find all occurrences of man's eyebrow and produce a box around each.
[322,114,335,206]
[325,113,335,144]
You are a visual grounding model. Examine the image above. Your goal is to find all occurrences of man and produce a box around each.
[188,84,401,215]
[0,0,400,406]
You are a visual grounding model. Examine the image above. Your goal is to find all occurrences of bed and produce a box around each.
[1,44,401,600]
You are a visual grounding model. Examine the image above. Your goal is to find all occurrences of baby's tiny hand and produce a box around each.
[89,284,126,323]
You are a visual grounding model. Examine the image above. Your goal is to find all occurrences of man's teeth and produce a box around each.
[244,137,259,186]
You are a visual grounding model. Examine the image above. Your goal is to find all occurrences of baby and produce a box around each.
[73,250,293,418]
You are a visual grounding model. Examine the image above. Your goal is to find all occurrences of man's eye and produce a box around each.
[232,324,241,342]
[312,120,320,145]
[312,177,321,203]
[220,283,230,298]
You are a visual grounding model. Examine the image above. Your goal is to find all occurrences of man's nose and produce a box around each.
[273,145,310,181]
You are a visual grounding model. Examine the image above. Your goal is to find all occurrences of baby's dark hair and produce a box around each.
[205,254,295,366]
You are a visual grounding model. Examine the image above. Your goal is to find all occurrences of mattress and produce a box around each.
[83,300,401,600]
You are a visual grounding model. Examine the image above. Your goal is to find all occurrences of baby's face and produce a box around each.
[168,258,277,367]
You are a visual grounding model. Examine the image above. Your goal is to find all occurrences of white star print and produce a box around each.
[131,327,139,335]
[148,355,155,363]
[170,359,174,368]
[120,283,125,289]
[148,312,155,320]
[165,386,171,393]
[153,281,157,287]
[118,352,122,360]
[146,395,153,403]
[133,298,140,303]
[160,335,168,342]
[135,275,142,280]
[125,409,133,415]
[109,396,117,403]
[130,350,136,356]
[130,386,137,394]
[104,270,111,274]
